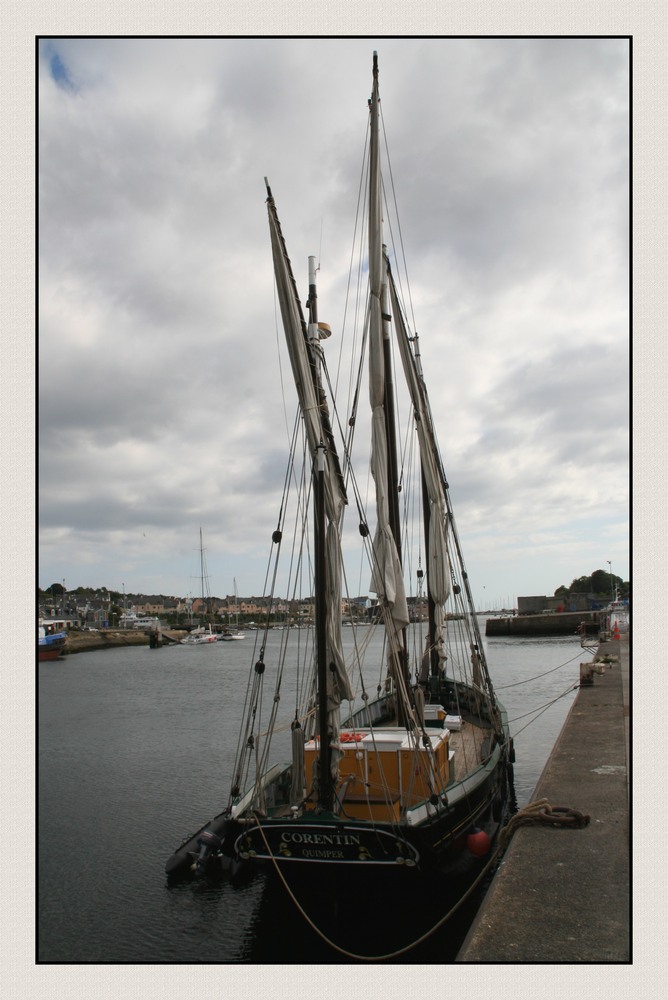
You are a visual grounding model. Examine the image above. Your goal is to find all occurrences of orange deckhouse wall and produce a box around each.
[304,731,450,814]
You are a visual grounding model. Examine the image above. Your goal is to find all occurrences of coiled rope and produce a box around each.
[498,797,590,850]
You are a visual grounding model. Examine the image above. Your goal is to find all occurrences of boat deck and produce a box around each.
[254,717,492,825]
[448,721,488,782]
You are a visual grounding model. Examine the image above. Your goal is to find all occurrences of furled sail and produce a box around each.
[367,56,410,638]
[265,187,353,752]
[388,267,451,667]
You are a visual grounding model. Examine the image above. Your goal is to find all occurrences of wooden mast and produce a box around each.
[421,469,440,679]
[199,527,211,625]
[370,54,410,717]
[308,256,333,812]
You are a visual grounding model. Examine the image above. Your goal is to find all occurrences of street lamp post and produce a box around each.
[606,560,613,601]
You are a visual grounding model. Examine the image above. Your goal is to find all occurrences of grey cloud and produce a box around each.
[38,38,630,598]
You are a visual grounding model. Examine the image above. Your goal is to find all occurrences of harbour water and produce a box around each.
[38,622,582,963]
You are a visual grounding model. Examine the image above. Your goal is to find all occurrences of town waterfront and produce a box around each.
[38,623,582,963]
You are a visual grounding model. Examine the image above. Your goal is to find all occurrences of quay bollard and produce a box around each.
[580,662,595,685]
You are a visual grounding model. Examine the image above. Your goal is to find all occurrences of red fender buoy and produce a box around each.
[467,827,491,857]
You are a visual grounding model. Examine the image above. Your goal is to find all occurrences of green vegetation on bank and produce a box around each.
[554,568,629,601]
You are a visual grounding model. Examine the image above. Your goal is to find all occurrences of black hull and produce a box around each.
[165,751,512,960]
[167,742,512,881]
[241,859,493,962]
[235,749,509,877]
[165,680,515,958]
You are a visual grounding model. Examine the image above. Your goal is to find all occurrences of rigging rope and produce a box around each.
[496,648,585,690]
[508,682,580,739]
[249,792,590,961]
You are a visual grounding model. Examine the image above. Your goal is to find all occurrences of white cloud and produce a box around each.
[38,38,629,603]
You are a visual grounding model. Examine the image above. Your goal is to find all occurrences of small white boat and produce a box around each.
[220,579,245,640]
[118,612,161,630]
[181,529,218,644]
[606,598,630,634]
[181,626,218,645]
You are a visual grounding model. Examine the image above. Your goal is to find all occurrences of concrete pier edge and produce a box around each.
[457,634,630,963]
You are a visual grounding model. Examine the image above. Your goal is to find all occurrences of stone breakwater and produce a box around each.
[62,630,187,654]
[485,610,599,637]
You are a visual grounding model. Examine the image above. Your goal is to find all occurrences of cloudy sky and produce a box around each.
[38,37,629,607]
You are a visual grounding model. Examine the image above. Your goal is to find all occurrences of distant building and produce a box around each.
[517,593,605,615]
[517,596,548,615]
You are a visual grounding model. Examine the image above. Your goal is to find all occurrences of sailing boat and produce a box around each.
[219,579,246,640]
[167,54,514,956]
[181,528,218,644]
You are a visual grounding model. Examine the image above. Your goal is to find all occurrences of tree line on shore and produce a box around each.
[554,568,629,601]
[39,564,631,615]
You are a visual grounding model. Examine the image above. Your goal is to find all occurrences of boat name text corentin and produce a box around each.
[280,831,361,846]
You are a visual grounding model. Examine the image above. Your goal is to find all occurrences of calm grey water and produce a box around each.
[38,623,581,963]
